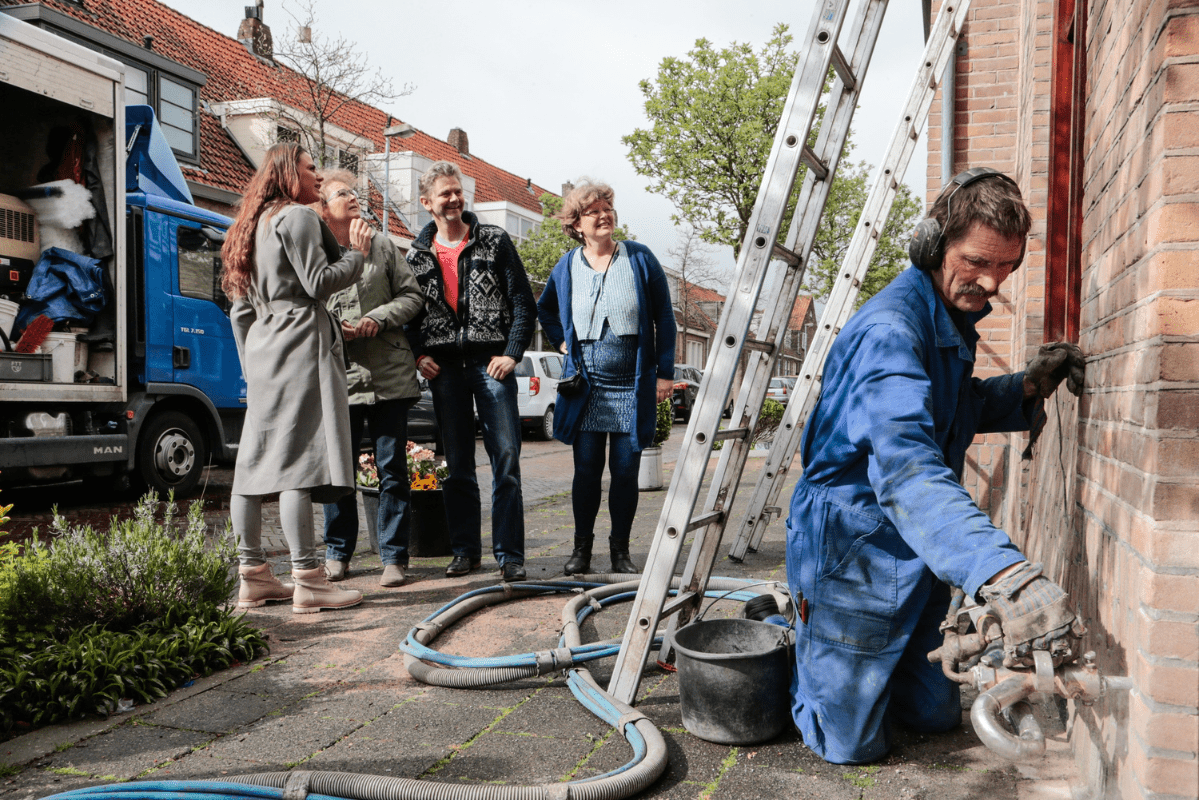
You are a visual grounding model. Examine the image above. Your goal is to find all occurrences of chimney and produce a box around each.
[561,181,575,198]
[238,1,273,61]
[448,128,469,156]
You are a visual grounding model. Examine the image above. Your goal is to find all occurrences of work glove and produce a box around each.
[979,562,1085,669]
[1025,342,1086,398]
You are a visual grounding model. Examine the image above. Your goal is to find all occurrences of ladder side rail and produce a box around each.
[607,0,856,706]
[708,0,890,557]
[658,0,893,658]
[732,0,975,560]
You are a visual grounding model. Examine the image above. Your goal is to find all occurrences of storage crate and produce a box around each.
[0,351,53,381]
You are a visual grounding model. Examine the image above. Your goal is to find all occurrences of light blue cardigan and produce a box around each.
[537,241,676,451]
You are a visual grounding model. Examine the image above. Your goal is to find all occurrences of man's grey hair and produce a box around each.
[419,161,464,199]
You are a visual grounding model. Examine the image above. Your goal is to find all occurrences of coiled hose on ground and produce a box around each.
[42,575,777,800]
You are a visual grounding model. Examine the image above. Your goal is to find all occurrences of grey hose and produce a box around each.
[969,674,1046,761]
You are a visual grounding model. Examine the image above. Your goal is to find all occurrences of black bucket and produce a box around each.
[671,618,792,745]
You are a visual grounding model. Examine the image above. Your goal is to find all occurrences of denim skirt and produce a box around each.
[580,323,638,433]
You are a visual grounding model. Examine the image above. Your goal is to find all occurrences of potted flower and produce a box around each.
[405,441,452,557]
[356,453,382,554]
[638,399,674,491]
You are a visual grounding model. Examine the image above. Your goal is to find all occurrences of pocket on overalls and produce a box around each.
[810,501,898,654]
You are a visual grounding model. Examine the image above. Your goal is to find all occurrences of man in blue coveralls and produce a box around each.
[786,168,1087,764]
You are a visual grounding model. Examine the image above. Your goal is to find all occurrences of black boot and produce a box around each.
[610,544,638,575]
[564,540,593,575]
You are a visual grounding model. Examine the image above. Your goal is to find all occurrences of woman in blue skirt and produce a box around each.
[537,182,676,574]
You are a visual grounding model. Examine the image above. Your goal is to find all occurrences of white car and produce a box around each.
[515,351,564,440]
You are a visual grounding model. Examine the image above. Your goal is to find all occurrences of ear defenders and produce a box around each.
[909,167,1024,271]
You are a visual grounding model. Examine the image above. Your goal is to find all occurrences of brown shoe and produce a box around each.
[324,560,348,581]
[292,567,363,614]
[381,564,406,587]
[237,563,294,608]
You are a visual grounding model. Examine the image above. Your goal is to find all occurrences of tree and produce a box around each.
[667,224,722,363]
[265,0,413,168]
[802,159,924,308]
[623,23,920,305]
[518,193,635,283]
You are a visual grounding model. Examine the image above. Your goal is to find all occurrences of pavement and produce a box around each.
[1,427,1082,800]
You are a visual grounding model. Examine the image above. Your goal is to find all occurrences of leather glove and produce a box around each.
[979,562,1085,668]
[1025,342,1086,398]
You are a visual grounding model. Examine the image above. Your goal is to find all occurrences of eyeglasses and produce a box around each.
[329,189,359,202]
[581,206,614,219]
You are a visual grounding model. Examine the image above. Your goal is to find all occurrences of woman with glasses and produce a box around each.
[317,169,424,588]
[536,181,675,575]
[220,143,370,613]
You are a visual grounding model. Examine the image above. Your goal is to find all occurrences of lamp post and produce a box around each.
[381,121,415,237]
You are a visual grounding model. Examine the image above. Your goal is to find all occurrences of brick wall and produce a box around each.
[932,0,1198,797]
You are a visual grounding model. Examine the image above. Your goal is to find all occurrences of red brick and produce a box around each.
[1129,517,1198,570]
[1130,692,1199,753]
[1155,390,1200,431]
[1152,481,1199,521]
[1161,11,1197,59]
[1138,609,1200,660]
[1128,738,1200,797]
[1140,571,1200,615]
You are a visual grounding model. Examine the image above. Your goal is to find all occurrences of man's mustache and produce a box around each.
[959,284,991,297]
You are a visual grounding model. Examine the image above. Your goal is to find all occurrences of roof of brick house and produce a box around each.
[0,0,554,238]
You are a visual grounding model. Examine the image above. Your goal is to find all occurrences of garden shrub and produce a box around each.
[0,495,237,638]
[752,398,785,447]
[0,494,267,734]
[653,399,673,446]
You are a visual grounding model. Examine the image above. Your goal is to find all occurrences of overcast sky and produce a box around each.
[161,0,931,275]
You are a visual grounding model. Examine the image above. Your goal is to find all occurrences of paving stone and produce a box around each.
[38,723,213,781]
[140,689,280,734]
[134,753,268,782]
[433,729,587,785]
[0,767,96,800]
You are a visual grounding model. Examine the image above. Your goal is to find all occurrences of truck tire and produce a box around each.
[136,411,206,498]
[536,405,555,441]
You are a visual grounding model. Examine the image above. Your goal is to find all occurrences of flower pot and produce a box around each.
[638,445,664,491]
[409,489,452,557]
[357,485,380,554]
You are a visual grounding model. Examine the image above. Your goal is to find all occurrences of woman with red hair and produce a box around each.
[221,143,371,614]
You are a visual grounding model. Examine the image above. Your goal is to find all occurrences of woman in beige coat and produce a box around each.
[220,143,371,614]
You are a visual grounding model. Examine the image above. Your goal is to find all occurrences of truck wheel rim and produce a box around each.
[154,430,195,481]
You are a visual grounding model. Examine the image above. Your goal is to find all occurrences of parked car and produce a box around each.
[766,376,798,406]
[672,364,703,422]
[515,351,564,440]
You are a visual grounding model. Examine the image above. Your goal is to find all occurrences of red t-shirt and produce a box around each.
[435,237,468,313]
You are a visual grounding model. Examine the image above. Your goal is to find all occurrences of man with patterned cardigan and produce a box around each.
[405,161,536,583]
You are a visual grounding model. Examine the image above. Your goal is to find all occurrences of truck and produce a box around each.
[0,14,244,497]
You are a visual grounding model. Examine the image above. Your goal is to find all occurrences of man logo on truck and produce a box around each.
[94,446,123,455]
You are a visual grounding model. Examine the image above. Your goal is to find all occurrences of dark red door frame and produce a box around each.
[1046,0,1087,343]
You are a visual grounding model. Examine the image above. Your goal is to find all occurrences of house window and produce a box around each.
[125,65,149,106]
[158,77,196,156]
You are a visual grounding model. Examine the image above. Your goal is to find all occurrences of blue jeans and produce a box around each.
[428,356,524,566]
[572,431,642,547]
[323,398,413,566]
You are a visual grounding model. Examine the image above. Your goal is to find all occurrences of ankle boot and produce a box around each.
[237,563,294,608]
[610,546,638,575]
[564,540,593,575]
[291,567,363,614]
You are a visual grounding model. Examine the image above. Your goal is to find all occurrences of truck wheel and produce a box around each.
[536,405,555,441]
[136,411,206,498]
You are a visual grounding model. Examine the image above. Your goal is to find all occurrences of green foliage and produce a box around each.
[518,193,635,283]
[751,398,785,447]
[653,399,673,446]
[0,604,266,732]
[623,23,921,304]
[0,495,237,639]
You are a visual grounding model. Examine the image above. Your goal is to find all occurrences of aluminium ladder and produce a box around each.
[608,0,973,706]
[727,0,972,562]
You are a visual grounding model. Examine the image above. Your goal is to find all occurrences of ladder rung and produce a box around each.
[743,338,774,353]
[714,427,749,441]
[686,510,724,533]
[772,242,802,266]
[800,144,829,181]
[830,44,857,91]
[662,590,699,618]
